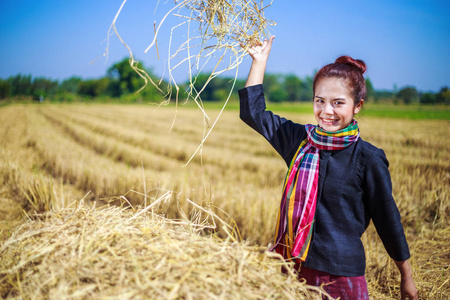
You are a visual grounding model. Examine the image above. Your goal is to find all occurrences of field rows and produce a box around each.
[1,105,292,244]
[1,103,449,298]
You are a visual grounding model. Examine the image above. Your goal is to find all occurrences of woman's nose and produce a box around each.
[323,103,334,114]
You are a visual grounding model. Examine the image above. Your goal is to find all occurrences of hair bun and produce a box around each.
[335,56,367,74]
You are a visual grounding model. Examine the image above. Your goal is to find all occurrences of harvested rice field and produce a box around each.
[0,103,448,299]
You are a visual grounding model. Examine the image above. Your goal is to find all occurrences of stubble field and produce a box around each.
[0,103,448,299]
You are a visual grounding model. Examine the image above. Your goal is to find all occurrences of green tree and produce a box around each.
[299,76,313,101]
[107,58,150,97]
[269,87,288,103]
[0,79,11,99]
[436,86,450,104]
[397,86,418,104]
[79,78,109,98]
[60,77,82,94]
[365,78,374,102]
[106,58,166,101]
[32,77,58,99]
[420,92,436,104]
[264,74,287,102]
[8,74,32,96]
[191,73,213,101]
[190,73,239,101]
[374,90,396,102]
[284,74,302,102]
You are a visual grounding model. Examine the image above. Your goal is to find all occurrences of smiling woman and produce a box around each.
[239,36,419,299]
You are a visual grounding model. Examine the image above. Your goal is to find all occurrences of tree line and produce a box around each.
[0,58,448,104]
[0,59,167,103]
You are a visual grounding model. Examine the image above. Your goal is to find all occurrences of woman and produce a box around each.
[239,36,418,299]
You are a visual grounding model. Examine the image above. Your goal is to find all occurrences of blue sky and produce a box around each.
[0,0,449,92]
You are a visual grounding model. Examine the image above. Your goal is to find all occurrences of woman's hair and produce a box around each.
[313,56,367,105]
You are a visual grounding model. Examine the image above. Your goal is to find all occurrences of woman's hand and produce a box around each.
[247,36,275,64]
[395,260,418,299]
[244,36,275,87]
[400,276,418,299]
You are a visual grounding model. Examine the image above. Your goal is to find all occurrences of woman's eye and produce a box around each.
[334,101,344,105]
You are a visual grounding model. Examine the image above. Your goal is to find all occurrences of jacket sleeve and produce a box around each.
[238,84,306,165]
[364,149,411,261]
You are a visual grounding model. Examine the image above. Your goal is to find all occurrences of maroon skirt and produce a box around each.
[298,265,369,300]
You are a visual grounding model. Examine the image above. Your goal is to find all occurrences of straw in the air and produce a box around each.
[109,0,276,163]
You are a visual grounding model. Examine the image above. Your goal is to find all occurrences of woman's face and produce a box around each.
[313,77,363,132]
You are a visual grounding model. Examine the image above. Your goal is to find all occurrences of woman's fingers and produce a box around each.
[265,36,275,50]
[244,36,275,52]
[262,39,268,48]
[261,36,275,54]
[247,47,259,57]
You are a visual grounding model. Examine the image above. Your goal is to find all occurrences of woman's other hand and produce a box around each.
[395,260,418,299]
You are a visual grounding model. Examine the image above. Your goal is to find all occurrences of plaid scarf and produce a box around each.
[270,120,360,262]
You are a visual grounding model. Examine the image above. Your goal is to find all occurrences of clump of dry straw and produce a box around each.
[0,196,327,299]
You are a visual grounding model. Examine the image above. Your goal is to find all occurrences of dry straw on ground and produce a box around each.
[1,105,448,298]
[0,195,327,299]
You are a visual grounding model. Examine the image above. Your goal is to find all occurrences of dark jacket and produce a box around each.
[239,84,410,276]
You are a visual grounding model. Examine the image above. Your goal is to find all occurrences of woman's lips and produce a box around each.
[321,118,338,123]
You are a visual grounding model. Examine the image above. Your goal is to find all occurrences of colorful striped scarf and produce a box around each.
[270,120,360,261]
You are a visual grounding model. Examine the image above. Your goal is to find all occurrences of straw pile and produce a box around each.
[0,201,327,299]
